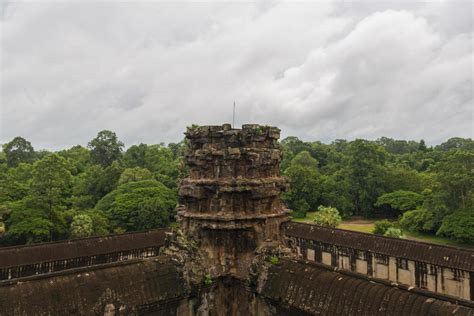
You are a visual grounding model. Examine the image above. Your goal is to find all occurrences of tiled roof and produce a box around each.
[0,229,167,268]
[284,222,474,271]
[0,257,186,315]
[262,259,474,315]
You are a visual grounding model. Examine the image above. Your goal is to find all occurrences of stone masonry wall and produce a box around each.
[177,124,290,280]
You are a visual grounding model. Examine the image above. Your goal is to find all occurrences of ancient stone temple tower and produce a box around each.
[177,124,289,280]
[1,124,473,315]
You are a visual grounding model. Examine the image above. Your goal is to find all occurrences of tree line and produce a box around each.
[0,131,472,246]
[0,131,185,245]
[280,136,474,244]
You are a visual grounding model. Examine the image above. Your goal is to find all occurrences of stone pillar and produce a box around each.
[177,124,289,280]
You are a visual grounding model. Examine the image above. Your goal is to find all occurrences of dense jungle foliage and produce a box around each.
[0,131,472,246]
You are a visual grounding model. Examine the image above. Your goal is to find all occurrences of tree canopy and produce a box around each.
[95,180,177,231]
[3,137,35,167]
[0,132,472,246]
[88,130,124,167]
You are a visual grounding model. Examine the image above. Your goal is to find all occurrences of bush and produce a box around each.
[399,209,434,233]
[373,220,394,235]
[437,210,474,244]
[313,206,341,228]
[384,227,403,238]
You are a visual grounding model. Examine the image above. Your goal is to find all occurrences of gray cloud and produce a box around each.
[1,0,472,149]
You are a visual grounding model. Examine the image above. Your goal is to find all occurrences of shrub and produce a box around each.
[313,206,342,228]
[384,227,403,238]
[372,219,393,235]
[437,210,474,244]
[399,209,434,233]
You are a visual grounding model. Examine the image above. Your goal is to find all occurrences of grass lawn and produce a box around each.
[404,231,474,249]
[291,213,473,249]
[338,223,374,234]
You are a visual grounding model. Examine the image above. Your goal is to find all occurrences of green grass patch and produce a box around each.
[291,215,473,249]
[404,231,474,249]
[292,212,318,223]
[338,223,375,234]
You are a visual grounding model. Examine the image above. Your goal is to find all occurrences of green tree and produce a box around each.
[72,161,123,209]
[435,137,474,151]
[399,209,435,233]
[436,209,474,243]
[3,137,35,167]
[88,130,124,167]
[373,219,395,235]
[95,180,177,232]
[345,140,387,216]
[0,163,33,203]
[433,150,474,211]
[290,151,318,169]
[384,227,403,238]
[313,206,342,228]
[30,154,72,215]
[123,143,147,168]
[283,152,321,217]
[28,154,72,240]
[119,167,153,185]
[70,214,93,238]
[5,205,53,244]
[418,139,428,152]
[320,173,352,215]
[64,208,109,237]
[58,145,91,175]
[375,190,424,215]
[383,166,425,193]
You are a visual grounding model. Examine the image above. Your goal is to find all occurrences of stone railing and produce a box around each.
[284,222,474,302]
[0,229,167,281]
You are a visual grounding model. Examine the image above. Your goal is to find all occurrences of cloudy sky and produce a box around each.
[1,0,473,149]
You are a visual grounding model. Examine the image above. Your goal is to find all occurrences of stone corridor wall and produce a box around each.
[285,222,474,301]
[0,229,166,281]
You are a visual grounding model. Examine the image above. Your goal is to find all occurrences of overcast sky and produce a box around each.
[1,0,473,149]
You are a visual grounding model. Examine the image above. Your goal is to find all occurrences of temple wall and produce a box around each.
[286,223,473,301]
[0,229,167,281]
[261,259,474,315]
[0,257,189,315]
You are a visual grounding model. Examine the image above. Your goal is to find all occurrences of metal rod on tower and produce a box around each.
[233,101,236,128]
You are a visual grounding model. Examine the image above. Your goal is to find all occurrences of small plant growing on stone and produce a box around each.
[269,255,280,265]
[203,273,213,286]
[186,124,200,133]
[255,126,266,135]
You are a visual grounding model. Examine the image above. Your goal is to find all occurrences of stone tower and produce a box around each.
[177,124,289,280]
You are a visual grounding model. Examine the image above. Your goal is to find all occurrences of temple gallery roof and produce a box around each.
[263,259,474,315]
[285,222,474,272]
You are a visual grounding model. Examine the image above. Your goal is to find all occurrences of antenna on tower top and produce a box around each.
[232,101,236,128]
